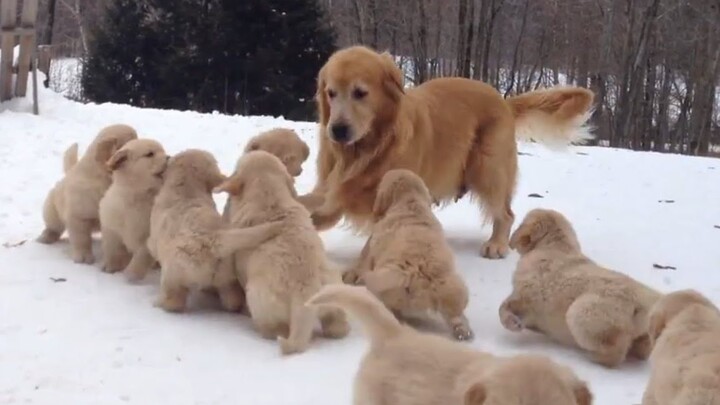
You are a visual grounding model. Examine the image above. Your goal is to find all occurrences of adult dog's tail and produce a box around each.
[506,86,595,148]
[63,143,79,173]
[306,284,402,344]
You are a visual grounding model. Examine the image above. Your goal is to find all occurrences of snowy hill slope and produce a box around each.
[1,89,719,405]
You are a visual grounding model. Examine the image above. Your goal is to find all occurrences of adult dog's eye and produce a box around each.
[145,152,155,158]
[352,88,367,100]
[327,89,337,99]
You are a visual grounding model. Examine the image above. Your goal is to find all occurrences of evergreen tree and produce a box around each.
[82,0,336,120]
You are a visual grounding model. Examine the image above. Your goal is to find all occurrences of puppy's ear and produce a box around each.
[316,66,331,126]
[379,51,404,102]
[95,138,119,166]
[107,149,129,171]
[647,308,667,344]
[284,172,298,199]
[300,141,310,161]
[372,187,394,221]
[214,176,243,197]
[509,220,546,253]
[464,382,486,405]
[244,140,260,153]
[571,381,593,405]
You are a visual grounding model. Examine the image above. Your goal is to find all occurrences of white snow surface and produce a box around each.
[1,85,720,405]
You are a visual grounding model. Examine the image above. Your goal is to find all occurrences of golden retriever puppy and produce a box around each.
[37,124,138,264]
[148,149,283,313]
[305,45,595,259]
[343,169,473,341]
[99,139,168,281]
[215,151,350,355]
[498,209,661,368]
[642,290,720,405]
[244,128,310,176]
[308,284,593,405]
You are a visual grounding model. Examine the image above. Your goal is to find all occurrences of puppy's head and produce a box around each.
[465,355,592,405]
[647,289,718,343]
[244,128,310,176]
[372,169,431,220]
[317,46,404,145]
[215,151,296,200]
[164,149,225,193]
[90,124,139,168]
[107,139,168,185]
[509,209,580,254]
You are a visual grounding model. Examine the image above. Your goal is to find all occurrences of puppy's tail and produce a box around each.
[211,220,284,258]
[63,143,79,173]
[506,86,595,149]
[279,295,317,356]
[306,284,402,344]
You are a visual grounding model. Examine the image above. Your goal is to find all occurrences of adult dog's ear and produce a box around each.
[316,66,331,127]
[106,149,129,171]
[379,51,404,102]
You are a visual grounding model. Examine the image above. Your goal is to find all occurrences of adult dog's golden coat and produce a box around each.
[307,46,594,258]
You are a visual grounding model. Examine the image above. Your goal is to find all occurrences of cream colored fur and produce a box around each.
[343,169,473,340]
[37,124,138,264]
[216,151,349,355]
[99,139,168,281]
[148,149,283,313]
[642,290,720,405]
[499,208,661,368]
[308,284,593,405]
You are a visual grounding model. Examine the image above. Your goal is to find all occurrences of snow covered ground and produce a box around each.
[1,84,720,405]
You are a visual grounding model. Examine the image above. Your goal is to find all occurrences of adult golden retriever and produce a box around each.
[306,46,594,258]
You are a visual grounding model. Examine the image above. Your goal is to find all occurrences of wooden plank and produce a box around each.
[0,0,18,101]
[15,0,39,96]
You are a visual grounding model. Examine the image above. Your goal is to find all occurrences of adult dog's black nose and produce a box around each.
[330,123,351,143]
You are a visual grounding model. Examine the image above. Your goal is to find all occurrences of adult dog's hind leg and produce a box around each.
[465,117,517,259]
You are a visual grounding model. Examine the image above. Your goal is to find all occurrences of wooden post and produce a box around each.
[0,0,18,101]
[15,0,39,97]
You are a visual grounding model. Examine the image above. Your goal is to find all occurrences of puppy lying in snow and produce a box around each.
[37,124,138,264]
[342,169,473,341]
[148,149,283,313]
[216,151,349,355]
[308,284,593,405]
[99,139,168,281]
[642,290,720,405]
[499,208,661,367]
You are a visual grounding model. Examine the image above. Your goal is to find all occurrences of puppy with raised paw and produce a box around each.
[499,209,661,368]
[148,149,283,313]
[216,151,349,356]
[343,169,473,341]
[642,290,720,405]
[308,284,593,405]
[37,124,138,264]
[99,139,168,281]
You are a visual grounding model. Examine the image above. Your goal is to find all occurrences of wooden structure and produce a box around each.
[0,0,39,114]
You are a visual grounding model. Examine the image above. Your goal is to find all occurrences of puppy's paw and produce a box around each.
[278,337,307,356]
[154,296,186,313]
[72,250,95,265]
[499,309,524,332]
[36,229,61,244]
[453,325,475,341]
[481,240,509,259]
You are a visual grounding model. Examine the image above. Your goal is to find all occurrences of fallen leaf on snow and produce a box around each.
[653,263,677,271]
[49,277,67,283]
[528,193,544,198]
[3,240,27,248]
